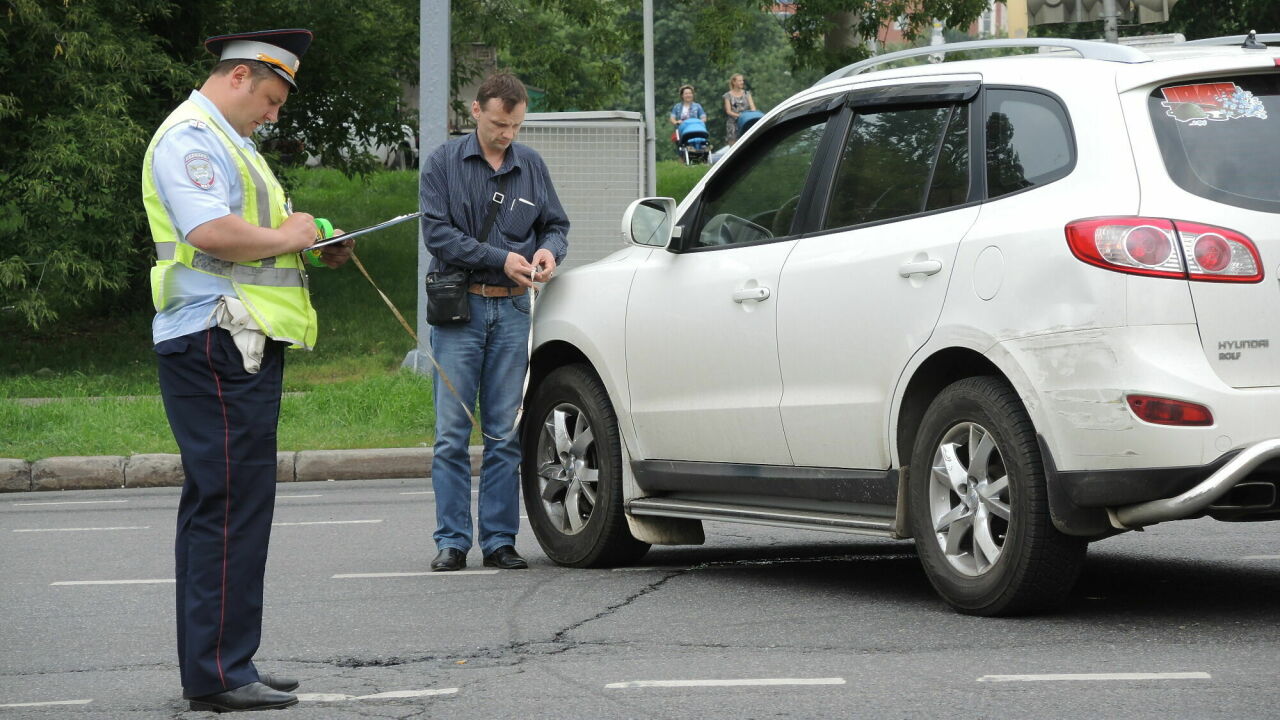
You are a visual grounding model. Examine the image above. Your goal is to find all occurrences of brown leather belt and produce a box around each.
[468,283,527,297]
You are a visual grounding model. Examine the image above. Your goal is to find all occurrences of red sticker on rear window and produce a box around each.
[1160,83,1269,126]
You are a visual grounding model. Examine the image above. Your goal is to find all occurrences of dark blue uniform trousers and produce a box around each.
[156,327,284,698]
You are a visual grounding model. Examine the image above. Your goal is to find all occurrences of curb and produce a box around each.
[0,447,486,493]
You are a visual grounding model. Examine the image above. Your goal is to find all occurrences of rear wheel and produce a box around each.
[908,376,1087,616]
[522,365,650,567]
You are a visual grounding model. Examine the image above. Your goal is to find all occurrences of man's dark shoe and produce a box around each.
[483,545,528,569]
[188,682,297,712]
[431,547,467,571]
[257,672,299,693]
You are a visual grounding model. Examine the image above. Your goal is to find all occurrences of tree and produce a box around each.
[616,0,823,152]
[693,0,990,75]
[453,1,634,112]
[1161,0,1280,40]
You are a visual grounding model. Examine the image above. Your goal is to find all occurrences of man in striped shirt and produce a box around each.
[420,72,570,572]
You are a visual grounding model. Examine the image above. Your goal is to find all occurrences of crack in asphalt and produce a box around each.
[547,568,687,647]
[315,568,689,671]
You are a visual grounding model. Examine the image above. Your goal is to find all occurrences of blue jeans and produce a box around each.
[430,292,531,555]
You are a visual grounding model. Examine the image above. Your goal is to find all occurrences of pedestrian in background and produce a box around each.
[420,72,570,573]
[141,27,353,713]
[723,73,757,146]
[669,84,708,126]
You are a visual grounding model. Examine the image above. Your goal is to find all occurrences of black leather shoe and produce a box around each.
[257,672,299,693]
[483,545,528,569]
[188,682,297,712]
[431,547,467,571]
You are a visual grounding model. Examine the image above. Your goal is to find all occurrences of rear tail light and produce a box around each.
[1065,217,1263,283]
[1126,394,1214,426]
[1175,220,1263,282]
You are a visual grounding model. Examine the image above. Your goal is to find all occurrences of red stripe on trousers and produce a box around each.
[205,329,232,689]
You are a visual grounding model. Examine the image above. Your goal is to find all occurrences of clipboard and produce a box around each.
[309,211,424,249]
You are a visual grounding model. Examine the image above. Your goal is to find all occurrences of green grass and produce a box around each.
[2,163,691,461]
[656,160,711,203]
[0,371,438,460]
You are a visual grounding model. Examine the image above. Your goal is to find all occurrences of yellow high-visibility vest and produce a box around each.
[142,99,317,349]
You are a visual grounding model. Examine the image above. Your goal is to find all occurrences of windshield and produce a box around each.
[1148,72,1280,213]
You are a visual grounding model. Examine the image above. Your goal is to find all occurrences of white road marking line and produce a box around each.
[1241,554,1280,561]
[978,672,1211,682]
[13,526,150,533]
[272,519,383,527]
[612,566,686,572]
[51,579,174,586]
[12,500,127,506]
[278,494,324,499]
[606,678,846,689]
[0,699,93,708]
[332,570,499,578]
[298,688,458,702]
[399,490,480,495]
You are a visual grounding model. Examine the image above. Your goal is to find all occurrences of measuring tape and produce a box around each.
[306,218,335,267]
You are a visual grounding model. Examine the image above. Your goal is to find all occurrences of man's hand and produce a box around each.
[318,230,354,269]
[503,251,537,287]
[279,212,318,252]
[532,248,557,283]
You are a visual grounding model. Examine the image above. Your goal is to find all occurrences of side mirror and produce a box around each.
[621,197,677,249]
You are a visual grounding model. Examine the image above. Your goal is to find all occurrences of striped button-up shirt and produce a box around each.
[420,132,570,286]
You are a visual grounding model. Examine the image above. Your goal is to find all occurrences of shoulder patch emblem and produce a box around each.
[184,151,215,190]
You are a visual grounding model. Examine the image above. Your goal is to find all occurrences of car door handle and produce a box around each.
[898,259,943,277]
[732,286,771,303]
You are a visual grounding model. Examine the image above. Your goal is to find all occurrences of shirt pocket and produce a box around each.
[499,198,540,246]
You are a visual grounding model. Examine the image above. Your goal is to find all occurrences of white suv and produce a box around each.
[520,35,1280,615]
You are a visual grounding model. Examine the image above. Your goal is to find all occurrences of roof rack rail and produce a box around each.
[816,38,1151,85]
[1183,32,1280,47]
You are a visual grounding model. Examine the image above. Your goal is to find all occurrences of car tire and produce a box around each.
[522,364,650,567]
[908,376,1087,616]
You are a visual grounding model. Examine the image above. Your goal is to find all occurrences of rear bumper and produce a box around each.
[1109,439,1280,529]
[1000,325,1280,472]
[1043,436,1280,534]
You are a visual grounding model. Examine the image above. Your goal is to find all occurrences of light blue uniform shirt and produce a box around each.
[149,90,268,344]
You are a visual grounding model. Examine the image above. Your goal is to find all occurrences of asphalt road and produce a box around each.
[1,478,1278,718]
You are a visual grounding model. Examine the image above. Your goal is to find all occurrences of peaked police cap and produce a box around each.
[205,28,313,89]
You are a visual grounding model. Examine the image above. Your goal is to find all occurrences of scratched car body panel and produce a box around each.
[522,36,1280,615]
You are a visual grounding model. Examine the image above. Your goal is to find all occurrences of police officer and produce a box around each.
[141,28,352,712]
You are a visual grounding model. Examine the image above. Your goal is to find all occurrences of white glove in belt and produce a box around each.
[211,295,267,374]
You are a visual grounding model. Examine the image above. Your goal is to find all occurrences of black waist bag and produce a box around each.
[425,270,471,325]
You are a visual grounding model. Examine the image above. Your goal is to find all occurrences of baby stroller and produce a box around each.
[736,110,764,138]
[676,117,712,165]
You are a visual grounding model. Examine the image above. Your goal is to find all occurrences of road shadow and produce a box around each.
[622,535,1280,622]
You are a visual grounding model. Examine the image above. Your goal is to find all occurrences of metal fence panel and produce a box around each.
[517,111,647,269]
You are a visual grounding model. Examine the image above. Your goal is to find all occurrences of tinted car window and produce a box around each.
[1148,74,1280,213]
[693,116,827,249]
[825,103,968,228]
[985,89,1074,198]
[927,104,971,210]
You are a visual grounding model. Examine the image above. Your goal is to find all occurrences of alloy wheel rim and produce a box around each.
[534,402,600,535]
[927,421,1012,576]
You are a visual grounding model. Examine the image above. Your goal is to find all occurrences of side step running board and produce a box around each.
[628,497,898,538]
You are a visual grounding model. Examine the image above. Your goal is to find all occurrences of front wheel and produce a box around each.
[522,365,650,567]
[908,376,1087,616]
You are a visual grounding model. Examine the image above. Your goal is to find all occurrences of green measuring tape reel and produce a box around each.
[308,217,334,267]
